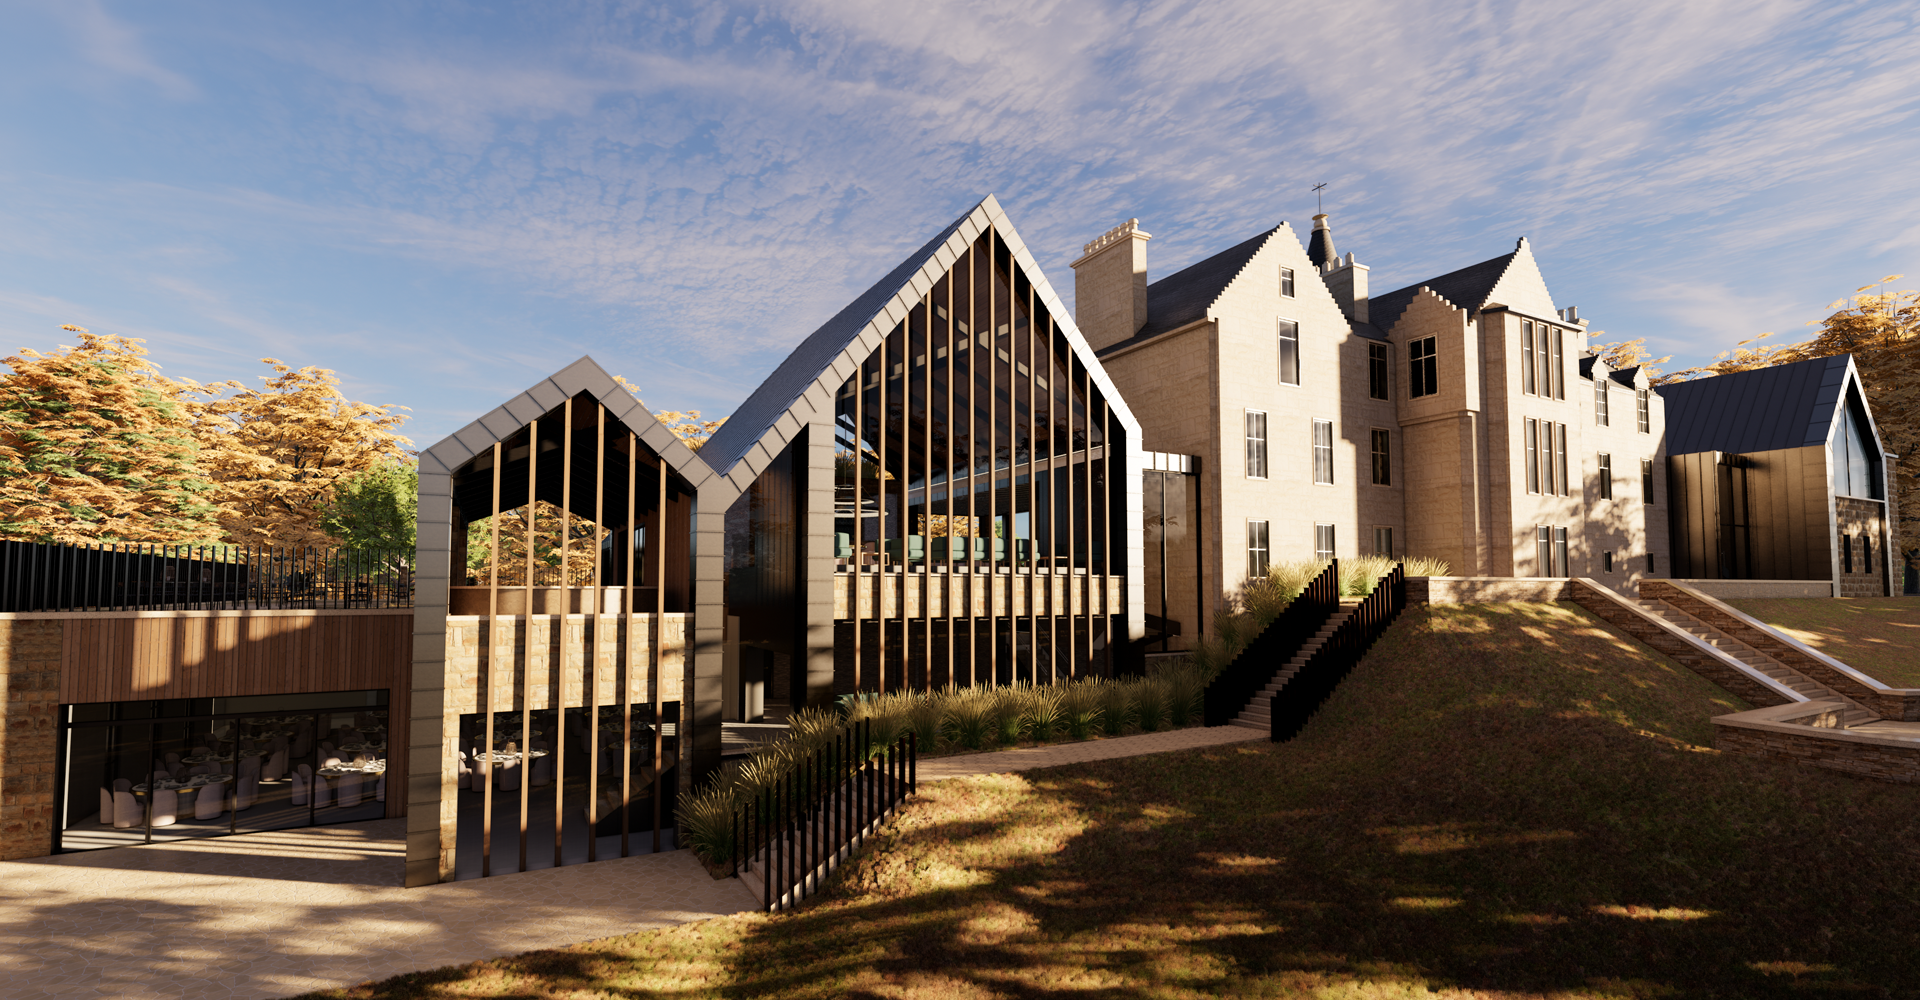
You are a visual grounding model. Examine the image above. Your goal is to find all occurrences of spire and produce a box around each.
[1308,213,1337,268]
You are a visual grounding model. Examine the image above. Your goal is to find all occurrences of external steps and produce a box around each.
[1632,598,1879,727]
[1228,608,1358,731]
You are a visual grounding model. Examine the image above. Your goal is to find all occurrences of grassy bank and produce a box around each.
[302,602,1920,999]
[1727,597,1920,687]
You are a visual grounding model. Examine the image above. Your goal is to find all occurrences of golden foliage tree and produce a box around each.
[188,360,413,547]
[0,328,221,543]
[612,375,726,450]
[1586,337,1674,383]
[464,501,609,586]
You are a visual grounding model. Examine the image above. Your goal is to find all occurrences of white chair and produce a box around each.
[188,764,211,777]
[150,789,178,827]
[99,787,114,825]
[191,746,211,755]
[290,766,309,806]
[113,790,142,828]
[334,772,364,808]
[321,755,342,769]
[530,753,552,788]
[263,750,287,781]
[194,782,225,820]
[497,757,521,792]
[312,772,332,809]
[455,752,471,790]
[375,772,386,803]
[235,772,258,811]
[164,752,181,767]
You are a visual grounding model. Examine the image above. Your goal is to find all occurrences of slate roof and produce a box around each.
[701,210,973,475]
[1368,245,1519,334]
[1659,354,1853,456]
[699,195,1144,492]
[1096,227,1281,356]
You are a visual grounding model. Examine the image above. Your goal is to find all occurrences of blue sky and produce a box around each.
[4,1,1918,448]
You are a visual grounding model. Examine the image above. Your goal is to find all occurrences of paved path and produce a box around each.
[916,724,1266,782]
[0,819,758,1000]
[2,726,1258,999]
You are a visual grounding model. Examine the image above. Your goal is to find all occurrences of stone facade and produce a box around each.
[1405,577,1571,605]
[1835,496,1891,598]
[1081,216,1668,620]
[0,618,61,861]
[1713,703,1920,784]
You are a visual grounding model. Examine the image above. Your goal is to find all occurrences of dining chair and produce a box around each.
[497,757,521,792]
[150,788,178,827]
[375,772,386,803]
[193,782,225,820]
[235,772,259,811]
[290,766,309,806]
[312,771,333,809]
[335,772,364,808]
[99,787,114,825]
[530,753,552,787]
[113,789,142,828]
[264,750,288,781]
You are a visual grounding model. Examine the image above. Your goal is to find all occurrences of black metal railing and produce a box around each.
[0,540,414,613]
[1202,559,1342,726]
[1271,563,1407,741]
[731,719,917,912]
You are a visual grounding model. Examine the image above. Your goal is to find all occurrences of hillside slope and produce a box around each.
[306,602,1920,1000]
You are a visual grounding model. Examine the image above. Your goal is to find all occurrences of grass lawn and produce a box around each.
[1725,597,1920,688]
[302,602,1920,999]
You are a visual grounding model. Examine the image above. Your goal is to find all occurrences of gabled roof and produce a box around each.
[418,355,714,489]
[1369,244,1520,333]
[701,195,1144,490]
[1108,226,1281,350]
[1659,354,1856,456]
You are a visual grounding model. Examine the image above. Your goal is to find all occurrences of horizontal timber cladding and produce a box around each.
[832,573,1123,619]
[40,608,412,821]
[442,614,687,714]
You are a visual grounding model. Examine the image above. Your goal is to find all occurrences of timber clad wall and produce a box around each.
[1,619,62,860]
[0,609,413,860]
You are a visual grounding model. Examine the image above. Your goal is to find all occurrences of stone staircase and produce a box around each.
[1631,597,1879,727]
[1229,606,1357,731]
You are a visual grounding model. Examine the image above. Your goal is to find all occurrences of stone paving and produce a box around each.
[0,725,1262,999]
[916,724,1267,782]
[0,819,758,1000]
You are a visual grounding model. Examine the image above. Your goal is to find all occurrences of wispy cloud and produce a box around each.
[2,0,1916,442]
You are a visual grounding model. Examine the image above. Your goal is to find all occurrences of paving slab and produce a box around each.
[0,819,758,1000]
[916,724,1266,782]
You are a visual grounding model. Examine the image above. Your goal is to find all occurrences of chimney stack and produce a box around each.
[1315,213,1369,324]
[1072,219,1152,350]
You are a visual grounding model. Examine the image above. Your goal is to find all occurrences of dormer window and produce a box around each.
[1281,267,1296,298]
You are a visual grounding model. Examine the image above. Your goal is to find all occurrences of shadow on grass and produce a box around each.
[298,603,1920,999]
[712,603,1920,999]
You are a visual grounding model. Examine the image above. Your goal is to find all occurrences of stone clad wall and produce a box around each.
[1835,496,1890,598]
[0,619,62,861]
[1713,721,1920,784]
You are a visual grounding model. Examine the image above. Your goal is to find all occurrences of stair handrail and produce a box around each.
[1271,563,1407,741]
[1203,559,1341,726]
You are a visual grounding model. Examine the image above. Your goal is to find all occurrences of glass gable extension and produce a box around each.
[820,226,1127,691]
[58,689,388,851]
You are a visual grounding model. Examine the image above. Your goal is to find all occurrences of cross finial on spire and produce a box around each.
[1313,182,1328,214]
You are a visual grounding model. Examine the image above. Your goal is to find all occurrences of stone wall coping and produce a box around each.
[1572,578,1811,706]
[1713,703,1920,751]
[1653,579,1900,695]
[1668,578,1833,598]
[0,608,415,621]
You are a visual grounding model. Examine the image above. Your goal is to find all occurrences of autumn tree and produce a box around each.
[188,360,412,547]
[612,375,726,450]
[1586,337,1674,383]
[0,328,221,543]
[464,502,609,586]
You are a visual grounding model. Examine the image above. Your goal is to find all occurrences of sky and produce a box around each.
[3,0,1918,449]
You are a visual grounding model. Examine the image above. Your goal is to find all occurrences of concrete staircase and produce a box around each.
[1631,597,1878,727]
[1229,607,1357,731]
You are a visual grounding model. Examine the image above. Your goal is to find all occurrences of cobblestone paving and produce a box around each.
[916,724,1267,782]
[0,819,758,999]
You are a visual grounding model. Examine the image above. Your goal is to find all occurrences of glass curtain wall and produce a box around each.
[830,225,1122,693]
[57,690,389,851]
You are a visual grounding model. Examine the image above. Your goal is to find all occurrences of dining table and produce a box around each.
[132,773,233,794]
